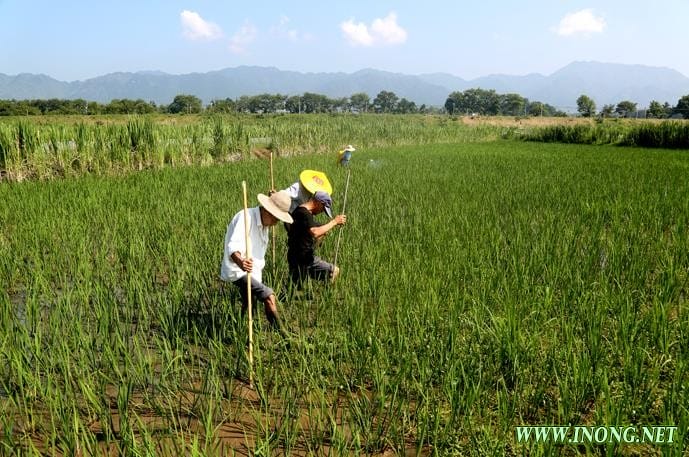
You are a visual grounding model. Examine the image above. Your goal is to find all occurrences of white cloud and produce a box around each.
[229,22,257,54]
[180,10,223,41]
[371,13,407,45]
[341,12,407,47]
[553,9,606,37]
[271,15,311,42]
[341,19,374,46]
[287,30,299,42]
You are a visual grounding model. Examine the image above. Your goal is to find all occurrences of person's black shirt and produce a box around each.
[287,206,320,266]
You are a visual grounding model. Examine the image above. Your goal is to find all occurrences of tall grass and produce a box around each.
[1,141,687,455]
[0,114,502,182]
[521,119,689,149]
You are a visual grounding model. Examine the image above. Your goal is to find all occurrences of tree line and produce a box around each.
[576,94,689,119]
[2,90,689,118]
[444,89,565,117]
[0,91,432,116]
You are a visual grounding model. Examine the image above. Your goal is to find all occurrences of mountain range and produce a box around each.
[1,62,688,111]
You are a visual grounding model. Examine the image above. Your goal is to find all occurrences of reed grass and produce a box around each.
[0,114,499,182]
[520,119,689,149]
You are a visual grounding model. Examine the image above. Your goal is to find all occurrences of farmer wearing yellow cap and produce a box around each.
[220,191,293,331]
[280,169,333,213]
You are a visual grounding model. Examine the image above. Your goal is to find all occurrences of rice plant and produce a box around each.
[0,139,687,455]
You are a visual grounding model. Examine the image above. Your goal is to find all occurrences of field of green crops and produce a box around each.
[0,114,512,182]
[2,138,689,455]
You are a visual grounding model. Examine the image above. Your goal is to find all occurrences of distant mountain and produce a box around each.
[545,62,689,108]
[1,62,688,110]
[0,73,70,100]
[417,73,469,92]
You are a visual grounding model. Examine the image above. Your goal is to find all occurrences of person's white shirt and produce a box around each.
[220,207,268,283]
[283,181,311,213]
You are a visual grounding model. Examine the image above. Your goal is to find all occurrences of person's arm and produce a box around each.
[227,211,252,271]
[230,251,253,272]
[309,214,346,239]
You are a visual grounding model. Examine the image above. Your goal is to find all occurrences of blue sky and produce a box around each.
[2,0,688,81]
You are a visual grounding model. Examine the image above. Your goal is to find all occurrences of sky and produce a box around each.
[2,0,688,82]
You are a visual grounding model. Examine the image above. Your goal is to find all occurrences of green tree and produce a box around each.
[86,101,102,115]
[473,88,500,115]
[663,102,673,118]
[349,92,370,112]
[234,96,251,113]
[599,104,615,118]
[499,93,527,116]
[372,91,399,113]
[332,97,349,112]
[285,95,302,113]
[527,101,544,116]
[0,100,41,115]
[449,88,500,115]
[576,95,596,117]
[207,98,236,113]
[396,98,417,114]
[673,95,689,119]
[247,94,286,113]
[444,93,459,115]
[615,100,638,118]
[647,100,667,119]
[104,99,156,114]
[168,94,203,114]
[301,92,331,113]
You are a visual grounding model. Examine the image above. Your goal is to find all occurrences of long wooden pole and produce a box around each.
[333,168,351,267]
[242,181,253,387]
[270,152,276,269]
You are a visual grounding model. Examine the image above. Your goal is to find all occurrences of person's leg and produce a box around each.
[288,264,307,290]
[249,279,286,332]
[262,293,284,330]
[232,276,251,313]
[233,275,282,328]
[331,265,340,282]
[307,257,339,283]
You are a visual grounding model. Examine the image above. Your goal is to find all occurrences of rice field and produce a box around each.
[1,137,688,455]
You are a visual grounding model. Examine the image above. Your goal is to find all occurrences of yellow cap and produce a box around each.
[299,169,332,195]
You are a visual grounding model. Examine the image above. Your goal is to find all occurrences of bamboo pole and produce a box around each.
[333,168,351,267]
[242,181,253,387]
[270,152,276,269]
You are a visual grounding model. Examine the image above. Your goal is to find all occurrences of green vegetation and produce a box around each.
[0,114,510,181]
[520,120,689,149]
[444,88,565,117]
[1,141,688,455]
[576,95,597,118]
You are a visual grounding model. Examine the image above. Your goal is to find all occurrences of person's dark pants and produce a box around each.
[232,276,281,329]
[289,257,335,286]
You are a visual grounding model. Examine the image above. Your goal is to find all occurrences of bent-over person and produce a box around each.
[287,191,346,285]
[220,191,293,331]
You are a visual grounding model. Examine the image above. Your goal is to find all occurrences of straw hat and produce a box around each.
[257,191,293,223]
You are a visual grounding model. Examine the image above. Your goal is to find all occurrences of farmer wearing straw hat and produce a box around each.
[336,145,356,167]
[287,191,346,285]
[221,191,293,331]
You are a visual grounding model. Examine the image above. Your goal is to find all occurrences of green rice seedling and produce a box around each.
[1,138,689,455]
